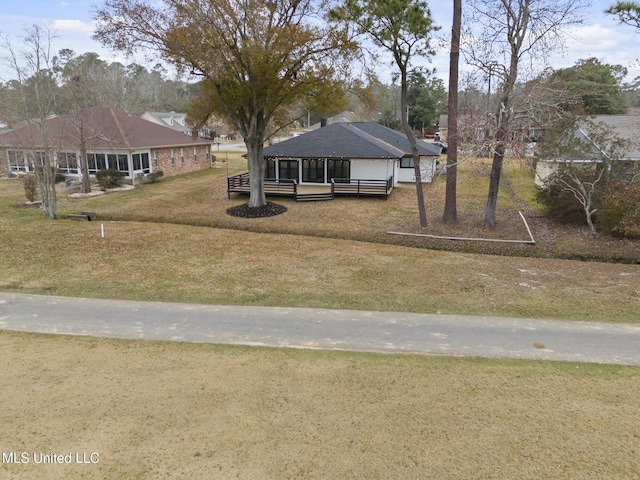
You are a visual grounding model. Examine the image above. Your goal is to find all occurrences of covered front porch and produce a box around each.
[227,172,393,201]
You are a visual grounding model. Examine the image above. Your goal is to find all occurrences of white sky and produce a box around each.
[0,0,638,85]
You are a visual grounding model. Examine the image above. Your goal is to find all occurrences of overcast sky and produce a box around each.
[1,0,638,85]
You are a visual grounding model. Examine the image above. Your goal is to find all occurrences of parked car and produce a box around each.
[433,141,447,154]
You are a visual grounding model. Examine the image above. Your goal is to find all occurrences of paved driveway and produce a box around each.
[1,292,639,365]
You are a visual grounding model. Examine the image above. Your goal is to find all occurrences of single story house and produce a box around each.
[535,115,640,188]
[141,111,218,140]
[439,114,544,156]
[0,106,214,181]
[263,121,441,185]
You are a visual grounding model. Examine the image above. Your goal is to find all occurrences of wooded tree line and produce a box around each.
[0,49,197,126]
[2,48,634,136]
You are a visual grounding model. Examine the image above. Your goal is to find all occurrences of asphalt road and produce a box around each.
[1,292,639,365]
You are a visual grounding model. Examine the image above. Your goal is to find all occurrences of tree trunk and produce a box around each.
[79,123,91,194]
[36,117,57,219]
[36,152,57,220]
[400,67,427,228]
[585,207,597,237]
[245,141,267,208]
[244,111,268,208]
[443,0,461,223]
[484,129,506,227]
[484,81,514,227]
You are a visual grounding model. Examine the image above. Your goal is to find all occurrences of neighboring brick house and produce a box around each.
[0,106,213,180]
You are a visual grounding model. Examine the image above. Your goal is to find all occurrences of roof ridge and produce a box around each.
[109,107,132,149]
[340,123,405,157]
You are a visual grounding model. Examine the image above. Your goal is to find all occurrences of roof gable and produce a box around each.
[264,122,441,159]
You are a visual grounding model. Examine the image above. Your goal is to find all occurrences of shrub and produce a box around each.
[54,168,66,184]
[598,179,640,238]
[23,174,38,202]
[95,169,125,190]
[535,180,586,225]
[147,170,164,184]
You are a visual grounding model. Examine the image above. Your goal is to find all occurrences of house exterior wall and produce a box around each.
[535,161,559,188]
[397,156,437,183]
[350,159,397,184]
[151,145,212,177]
[2,144,212,179]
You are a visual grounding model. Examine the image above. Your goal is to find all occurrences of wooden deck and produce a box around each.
[227,173,393,201]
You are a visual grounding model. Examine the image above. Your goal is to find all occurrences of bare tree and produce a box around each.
[1,24,59,219]
[539,118,628,236]
[463,0,587,226]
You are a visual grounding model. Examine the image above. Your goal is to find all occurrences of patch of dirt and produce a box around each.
[68,184,135,199]
[226,202,287,218]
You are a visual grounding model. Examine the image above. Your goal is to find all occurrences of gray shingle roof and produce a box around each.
[264,122,441,159]
[586,115,640,160]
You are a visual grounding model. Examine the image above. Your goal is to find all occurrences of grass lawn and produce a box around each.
[1,155,639,322]
[1,331,639,480]
[1,152,639,479]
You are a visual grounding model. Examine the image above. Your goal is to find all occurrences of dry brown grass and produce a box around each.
[2,155,640,479]
[1,156,639,322]
[39,152,640,261]
[1,331,639,480]
[1,217,639,321]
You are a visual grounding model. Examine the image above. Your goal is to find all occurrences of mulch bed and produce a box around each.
[226,202,287,218]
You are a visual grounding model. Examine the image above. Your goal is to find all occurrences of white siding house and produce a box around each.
[261,122,442,188]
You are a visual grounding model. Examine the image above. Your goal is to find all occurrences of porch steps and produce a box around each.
[295,193,335,202]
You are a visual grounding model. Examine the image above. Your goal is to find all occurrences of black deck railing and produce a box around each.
[331,176,393,197]
[227,173,297,198]
[227,173,393,200]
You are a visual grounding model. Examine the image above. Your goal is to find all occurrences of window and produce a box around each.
[400,157,414,168]
[86,153,111,172]
[206,147,210,161]
[7,150,28,172]
[193,147,197,163]
[302,158,325,183]
[181,148,185,165]
[86,153,98,173]
[171,149,175,165]
[154,152,158,167]
[142,153,150,173]
[114,154,129,172]
[57,152,78,174]
[132,153,150,173]
[96,154,107,171]
[328,159,350,181]
[33,151,46,167]
[278,159,298,180]
[107,154,118,170]
[266,159,276,179]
